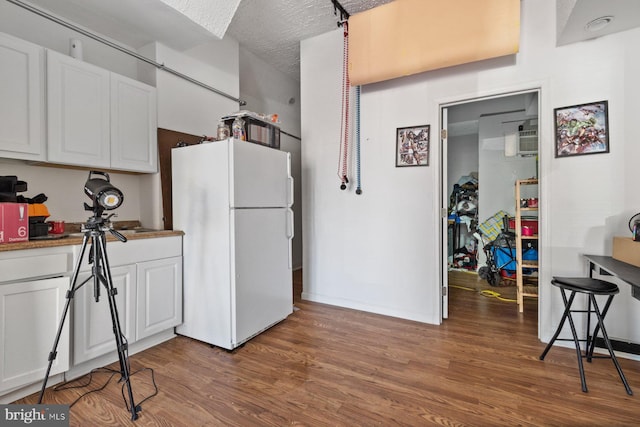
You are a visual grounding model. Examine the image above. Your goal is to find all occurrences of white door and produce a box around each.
[230,141,293,208]
[0,277,69,393]
[136,257,183,340]
[441,108,449,320]
[74,264,135,364]
[0,33,45,161]
[46,49,110,167]
[231,208,293,346]
[110,73,158,172]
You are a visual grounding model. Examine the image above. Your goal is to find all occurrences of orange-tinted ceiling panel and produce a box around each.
[349,0,520,86]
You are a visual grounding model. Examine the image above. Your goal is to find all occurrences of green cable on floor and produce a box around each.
[449,285,516,303]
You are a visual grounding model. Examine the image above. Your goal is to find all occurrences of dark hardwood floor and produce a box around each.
[17,269,640,426]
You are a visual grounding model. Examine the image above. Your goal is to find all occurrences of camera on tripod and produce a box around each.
[38,170,142,420]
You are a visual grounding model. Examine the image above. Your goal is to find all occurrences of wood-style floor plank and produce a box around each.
[16,270,640,426]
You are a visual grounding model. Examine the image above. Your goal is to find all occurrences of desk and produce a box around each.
[584,254,640,301]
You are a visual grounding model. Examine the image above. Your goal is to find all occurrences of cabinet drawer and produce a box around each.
[0,249,72,283]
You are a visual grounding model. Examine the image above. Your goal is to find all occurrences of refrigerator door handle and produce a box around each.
[286,208,294,269]
[287,176,294,207]
[286,208,294,240]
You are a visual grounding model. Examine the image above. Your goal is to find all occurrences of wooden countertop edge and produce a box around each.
[0,230,184,252]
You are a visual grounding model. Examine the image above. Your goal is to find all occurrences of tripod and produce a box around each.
[38,210,141,421]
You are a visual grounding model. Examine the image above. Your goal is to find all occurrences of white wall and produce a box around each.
[301,30,441,323]
[477,112,537,223]
[141,40,239,137]
[301,0,640,346]
[447,133,478,199]
[238,48,303,269]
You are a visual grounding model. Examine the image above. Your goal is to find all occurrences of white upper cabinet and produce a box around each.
[46,49,111,168]
[0,33,45,161]
[110,74,158,172]
[46,49,157,173]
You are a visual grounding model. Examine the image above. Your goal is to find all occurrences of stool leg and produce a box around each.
[540,289,576,360]
[586,294,614,362]
[563,290,589,393]
[585,296,593,362]
[540,290,588,393]
[590,295,633,396]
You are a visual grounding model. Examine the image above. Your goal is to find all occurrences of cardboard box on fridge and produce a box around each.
[0,203,29,244]
[612,236,640,268]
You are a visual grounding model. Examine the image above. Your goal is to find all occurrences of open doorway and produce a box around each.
[441,90,540,317]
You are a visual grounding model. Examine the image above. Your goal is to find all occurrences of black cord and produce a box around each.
[122,367,159,411]
[629,213,640,232]
[52,333,158,411]
[53,368,119,408]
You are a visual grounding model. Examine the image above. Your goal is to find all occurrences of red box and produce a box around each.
[508,218,538,235]
[0,203,29,244]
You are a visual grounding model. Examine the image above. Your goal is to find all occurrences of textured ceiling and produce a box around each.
[158,0,241,40]
[225,0,393,80]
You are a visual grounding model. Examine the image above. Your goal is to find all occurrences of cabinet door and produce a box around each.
[136,257,182,340]
[0,32,45,161]
[0,277,69,393]
[46,49,110,168]
[73,264,136,365]
[110,74,158,172]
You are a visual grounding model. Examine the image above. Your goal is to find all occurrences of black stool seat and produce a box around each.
[540,276,632,395]
[552,277,619,295]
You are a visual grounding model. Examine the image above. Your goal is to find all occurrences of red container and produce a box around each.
[509,218,538,235]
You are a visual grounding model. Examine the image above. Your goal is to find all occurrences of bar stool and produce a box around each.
[539,277,632,395]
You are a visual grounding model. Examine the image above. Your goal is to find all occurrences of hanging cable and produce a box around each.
[355,85,362,195]
[338,21,350,190]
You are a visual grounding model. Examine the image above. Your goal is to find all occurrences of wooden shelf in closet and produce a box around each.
[514,179,539,313]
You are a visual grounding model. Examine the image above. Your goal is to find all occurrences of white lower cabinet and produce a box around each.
[136,257,182,340]
[73,256,182,363]
[73,264,135,365]
[0,236,182,401]
[0,276,70,394]
[71,237,183,369]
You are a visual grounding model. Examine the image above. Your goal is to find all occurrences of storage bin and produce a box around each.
[508,218,538,235]
[493,247,538,272]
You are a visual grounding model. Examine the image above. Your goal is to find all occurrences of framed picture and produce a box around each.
[554,100,609,158]
[396,125,430,167]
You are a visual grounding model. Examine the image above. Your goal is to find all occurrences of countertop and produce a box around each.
[0,229,184,252]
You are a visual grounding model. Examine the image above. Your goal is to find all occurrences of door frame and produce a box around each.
[438,86,545,331]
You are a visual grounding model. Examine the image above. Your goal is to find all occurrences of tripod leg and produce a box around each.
[96,234,141,420]
[38,235,92,403]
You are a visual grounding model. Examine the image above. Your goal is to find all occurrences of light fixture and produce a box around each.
[585,16,614,32]
[84,171,123,212]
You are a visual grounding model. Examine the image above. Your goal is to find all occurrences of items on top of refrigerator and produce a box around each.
[232,117,246,140]
[221,110,281,149]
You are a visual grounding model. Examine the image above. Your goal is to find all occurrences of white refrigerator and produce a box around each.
[172,139,294,350]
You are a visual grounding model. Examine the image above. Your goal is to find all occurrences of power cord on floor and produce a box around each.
[449,284,516,303]
[53,365,158,409]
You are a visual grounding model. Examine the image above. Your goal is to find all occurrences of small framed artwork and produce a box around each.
[396,125,430,167]
[554,100,609,158]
